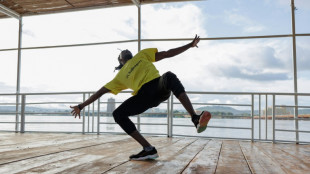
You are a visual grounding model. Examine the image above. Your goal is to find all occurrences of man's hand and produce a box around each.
[191,34,200,48]
[70,105,81,119]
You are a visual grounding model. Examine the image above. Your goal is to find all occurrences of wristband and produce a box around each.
[78,104,83,110]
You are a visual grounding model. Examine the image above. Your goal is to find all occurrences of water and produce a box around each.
[1,115,309,142]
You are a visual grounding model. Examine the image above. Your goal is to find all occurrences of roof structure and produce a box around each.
[0,0,196,19]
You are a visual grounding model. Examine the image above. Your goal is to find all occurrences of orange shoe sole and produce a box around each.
[197,111,211,133]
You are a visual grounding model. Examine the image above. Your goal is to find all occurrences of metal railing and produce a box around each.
[0,91,309,144]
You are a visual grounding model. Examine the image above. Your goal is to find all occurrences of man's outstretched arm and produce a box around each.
[155,35,200,62]
[70,86,110,119]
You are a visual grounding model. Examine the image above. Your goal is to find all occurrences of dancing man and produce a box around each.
[70,35,211,160]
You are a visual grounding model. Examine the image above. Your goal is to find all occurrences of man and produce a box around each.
[70,35,211,160]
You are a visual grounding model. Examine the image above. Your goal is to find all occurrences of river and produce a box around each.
[1,115,309,142]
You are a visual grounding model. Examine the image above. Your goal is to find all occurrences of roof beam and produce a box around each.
[0,4,20,19]
[131,0,141,7]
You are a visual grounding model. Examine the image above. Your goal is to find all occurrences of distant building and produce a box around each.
[263,106,294,115]
[107,98,115,116]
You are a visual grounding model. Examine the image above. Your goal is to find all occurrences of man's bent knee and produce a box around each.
[112,109,122,123]
[162,71,185,98]
[163,71,176,80]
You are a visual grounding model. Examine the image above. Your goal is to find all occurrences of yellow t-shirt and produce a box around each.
[104,48,160,95]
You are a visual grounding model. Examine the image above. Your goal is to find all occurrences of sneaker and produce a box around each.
[129,147,159,160]
[192,111,211,133]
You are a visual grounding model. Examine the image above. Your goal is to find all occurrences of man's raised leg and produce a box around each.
[177,92,211,133]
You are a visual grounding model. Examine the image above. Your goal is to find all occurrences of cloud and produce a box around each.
[215,65,290,81]
[225,11,266,33]
[22,29,36,38]
[198,39,293,82]
[298,74,310,92]
[150,35,299,94]
[282,0,310,10]
[297,39,310,72]
[244,26,266,33]
[1,2,308,98]
[2,2,307,112]
[147,35,295,94]
[0,19,19,48]
[22,6,138,46]
[142,4,207,38]
[0,82,15,93]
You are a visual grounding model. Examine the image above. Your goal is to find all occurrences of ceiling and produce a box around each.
[0,0,195,19]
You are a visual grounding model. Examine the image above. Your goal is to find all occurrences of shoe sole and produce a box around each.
[130,153,159,161]
[197,111,211,133]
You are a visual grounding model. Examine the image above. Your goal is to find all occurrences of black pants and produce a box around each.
[112,71,185,134]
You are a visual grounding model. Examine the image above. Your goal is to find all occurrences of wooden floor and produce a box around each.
[0,133,309,174]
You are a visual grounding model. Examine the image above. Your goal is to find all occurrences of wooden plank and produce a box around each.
[14,0,68,6]
[1,133,308,174]
[150,139,209,173]
[13,0,71,13]
[101,138,195,173]
[0,133,69,147]
[0,133,105,153]
[0,133,99,150]
[215,140,251,174]
[51,136,182,174]
[0,136,181,173]
[0,151,85,174]
[105,137,205,173]
[273,143,310,164]
[0,134,129,165]
[0,0,192,17]
[239,141,288,174]
[255,142,310,174]
[103,137,196,173]
[182,139,222,174]
[0,136,139,173]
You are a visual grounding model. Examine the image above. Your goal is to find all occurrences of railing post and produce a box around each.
[251,94,254,142]
[167,94,171,137]
[20,94,26,133]
[170,94,174,137]
[15,94,20,133]
[259,94,261,140]
[272,95,276,143]
[82,93,85,134]
[97,98,100,135]
[294,94,299,144]
[265,95,268,140]
[87,93,90,133]
[92,95,95,133]
[137,114,141,132]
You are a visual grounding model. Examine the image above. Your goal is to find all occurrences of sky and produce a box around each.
[0,0,310,110]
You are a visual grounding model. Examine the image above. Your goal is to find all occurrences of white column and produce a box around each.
[16,17,23,132]
[291,0,299,143]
